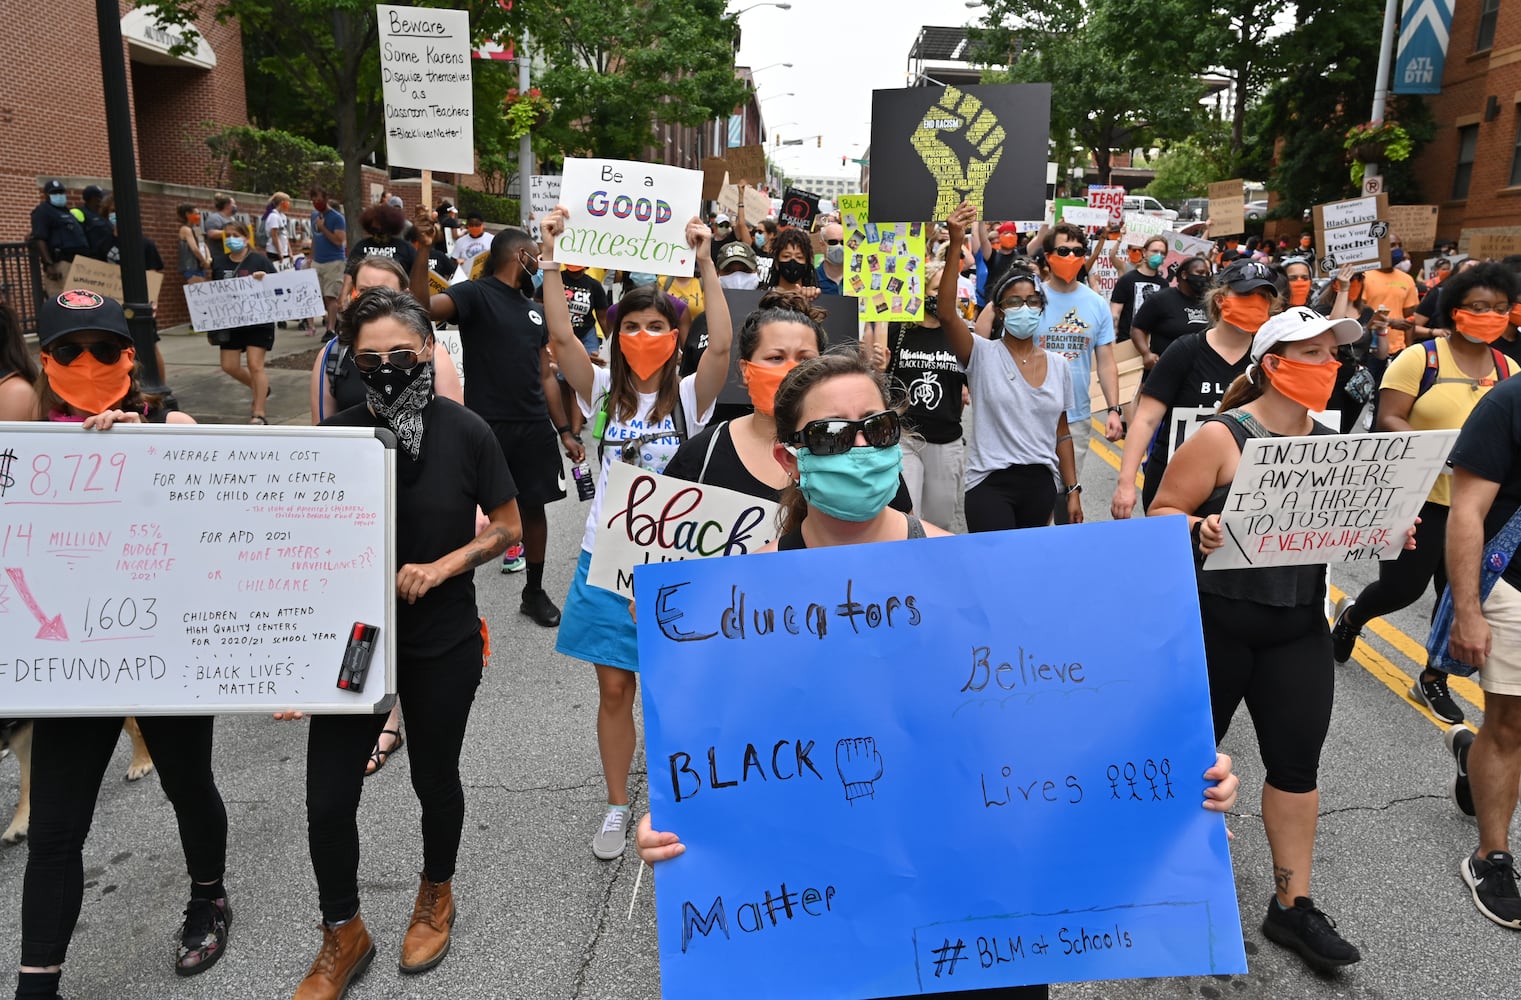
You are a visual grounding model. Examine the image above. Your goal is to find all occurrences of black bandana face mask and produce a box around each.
[360,359,435,458]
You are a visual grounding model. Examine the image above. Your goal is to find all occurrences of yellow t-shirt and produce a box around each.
[1381,339,1517,505]
[659,275,705,320]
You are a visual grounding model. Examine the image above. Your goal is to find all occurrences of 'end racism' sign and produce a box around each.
[555,158,703,278]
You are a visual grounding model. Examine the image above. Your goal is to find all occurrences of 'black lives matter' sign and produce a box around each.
[778,188,821,230]
[868,83,1051,224]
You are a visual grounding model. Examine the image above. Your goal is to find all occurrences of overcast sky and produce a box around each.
[732,0,990,183]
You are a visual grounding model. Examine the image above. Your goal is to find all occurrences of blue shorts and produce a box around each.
[554,549,638,672]
[183,269,206,281]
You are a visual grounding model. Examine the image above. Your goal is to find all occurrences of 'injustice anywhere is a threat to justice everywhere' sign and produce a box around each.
[378,4,474,175]
[1205,429,1458,571]
[633,517,1245,998]
[0,424,396,716]
[554,158,703,278]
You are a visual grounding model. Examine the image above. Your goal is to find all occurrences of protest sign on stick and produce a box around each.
[1160,231,1216,275]
[715,183,770,222]
[634,517,1245,998]
[1087,185,1125,229]
[1387,205,1438,250]
[1467,232,1521,259]
[725,145,768,186]
[1207,179,1245,236]
[1061,206,1110,229]
[1313,194,1390,275]
[528,175,562,242]
[377,4,474,174]
[1205,429,1458,571]
[700,159,728,201]
[1121,213,1169,247]
[183,270,323,330]
[554,158,703,278]
[65,256,163,307]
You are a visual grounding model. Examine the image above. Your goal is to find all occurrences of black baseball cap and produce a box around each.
[42,179,65,194]
[82,184,105,201]
[1217,259,1278,294]
[38,290,132,349]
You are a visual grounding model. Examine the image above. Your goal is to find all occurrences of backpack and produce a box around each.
[1416,341,1510,398]
[593,389,689,469]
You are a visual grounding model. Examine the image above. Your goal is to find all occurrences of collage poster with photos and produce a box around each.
[837,194,927,322]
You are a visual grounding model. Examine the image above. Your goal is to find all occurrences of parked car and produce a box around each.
[1178,198,1210,222]
[1123,195,1179,222]
[1245,200,1269,221]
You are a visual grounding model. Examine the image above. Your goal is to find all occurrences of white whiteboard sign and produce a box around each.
[183,270,324,330]
[0,424,396,715]
[529,175,562,242]
[1205,429,1457,571]
[377,4,474,174]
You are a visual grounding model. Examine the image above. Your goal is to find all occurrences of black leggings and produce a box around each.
[1346,500,1448,664]
[1199,595,1333,794]
[307,630,482,924]
[21,716,226,968]
[965,465,1056,532]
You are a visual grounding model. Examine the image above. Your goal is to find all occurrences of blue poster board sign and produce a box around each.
[1394,0,1455,96]
[634,517,1245,999]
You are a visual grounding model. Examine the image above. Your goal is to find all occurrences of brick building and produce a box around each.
[1412,0,1521,252]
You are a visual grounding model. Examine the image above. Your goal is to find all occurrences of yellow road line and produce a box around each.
[1328,583,1486,717]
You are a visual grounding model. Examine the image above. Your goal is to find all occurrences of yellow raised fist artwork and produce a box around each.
[910,86,1007,221]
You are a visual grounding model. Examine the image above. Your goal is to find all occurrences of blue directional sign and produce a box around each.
[1395,0,1455,95]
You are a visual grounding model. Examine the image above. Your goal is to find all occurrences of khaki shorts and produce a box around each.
[1480,577,1521,696]
[315,259,345,300]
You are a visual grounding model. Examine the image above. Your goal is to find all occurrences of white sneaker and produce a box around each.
[592,806,630,860]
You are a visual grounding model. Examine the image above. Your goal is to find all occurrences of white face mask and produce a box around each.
[719,271,760,290]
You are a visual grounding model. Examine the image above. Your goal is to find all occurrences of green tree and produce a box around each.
[970,0,1205,184]
[1142,140,1226,202]
[520,0,748,161]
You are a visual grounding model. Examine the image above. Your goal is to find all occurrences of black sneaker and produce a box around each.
[175,895,231,977]
[1330,596,1361,663]
[1413,672,1465,725]
[1261,896,1361,972]
[1445,725,1476,818]
[1461,851,1521,929]
[520,587,561,628]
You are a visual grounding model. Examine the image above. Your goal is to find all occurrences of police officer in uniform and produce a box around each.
[78,185,115,261]
[29,180,88,299]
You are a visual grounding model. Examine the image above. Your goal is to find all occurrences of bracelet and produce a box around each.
[538,260,563,272]
[556,425,573,436]
[1064,483,1083,495]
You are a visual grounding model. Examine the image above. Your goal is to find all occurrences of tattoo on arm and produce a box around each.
[464,526,514,568]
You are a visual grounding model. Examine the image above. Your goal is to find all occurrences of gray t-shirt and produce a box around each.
[963,334,1074,490]
[203,211,232,250]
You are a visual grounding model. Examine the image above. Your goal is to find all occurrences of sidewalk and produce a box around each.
[157,322,323,426]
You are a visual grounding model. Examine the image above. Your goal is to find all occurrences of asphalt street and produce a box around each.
[0,328,1517,999]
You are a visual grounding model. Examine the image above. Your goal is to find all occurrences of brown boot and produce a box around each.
[293,915,375,1000]
[399,876,456,973]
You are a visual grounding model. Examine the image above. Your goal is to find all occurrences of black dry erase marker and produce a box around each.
[347,625,378,693]
[337,623,365,690]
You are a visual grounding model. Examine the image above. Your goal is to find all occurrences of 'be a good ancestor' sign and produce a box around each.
[378,4,474,174]
[556,158,703,278]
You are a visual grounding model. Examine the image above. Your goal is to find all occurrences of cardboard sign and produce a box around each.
[837,195,926,322]
[528,175,561,242]
[377,4,474,174]
[778,188,821,230]
[1160,231,1215,275]
[700,159,728,201]
[0,423,396,716]
[869,83,1051,224]
[1061,206,1110,229]
[1312,194,1390,275]
[555,157,703,277]
[1121,213,1170,247]
[1387,205,1439,250]
[586,465,777,598]
[1208,179,1245,236]
[1205,429,1458,571]
[725,145,768,187]
[1466,232,1521,260]
[183,270,324,330]
[1087,185,1126,229]
[634,517,1245,997]
[715,183,770,221]
[64,256,163,308]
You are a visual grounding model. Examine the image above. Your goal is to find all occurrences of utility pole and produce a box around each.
[519,32,535,229]
[1365,0,1400,184]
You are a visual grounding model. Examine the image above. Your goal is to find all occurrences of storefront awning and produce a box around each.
[122,6,217,69]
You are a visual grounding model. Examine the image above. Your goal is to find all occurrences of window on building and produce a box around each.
[1455,124,1479,199]
[1478,0,1500,52]
[1510,116,1521,187]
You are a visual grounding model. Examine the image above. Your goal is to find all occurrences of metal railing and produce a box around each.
[0,242,43,339]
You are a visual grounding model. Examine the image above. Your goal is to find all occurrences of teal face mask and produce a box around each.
[49,194,67,208]
[793,443,903,522]
[629,272,657,286]
[1147,252,1165,269]
[1002,305,1040,340]
[225,236,247,252]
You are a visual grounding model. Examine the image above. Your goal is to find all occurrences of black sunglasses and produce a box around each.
[825,239,844,245]
[353,348,424,373]
[789,410,901,456]
[1050,246,1086,257]
[48,341,124,366]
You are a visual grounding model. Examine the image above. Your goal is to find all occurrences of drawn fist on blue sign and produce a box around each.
[910,86,1007,221]
[836,737,884,803]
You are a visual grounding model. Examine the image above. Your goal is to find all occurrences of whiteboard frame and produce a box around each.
[0,422,397,717]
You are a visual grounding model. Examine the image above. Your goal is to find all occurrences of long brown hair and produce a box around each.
[1217,343,1298,412]
[772,350,897,536]
[605,284,682,424]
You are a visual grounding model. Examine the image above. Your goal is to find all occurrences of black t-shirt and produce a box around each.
[349,236,417,275]
[1138,333,1250,501]
[886,322,966,444]
[80,208,115,261]
[984,248,1021,293]
[1448,376,1521,590]
[29,203,88,259]
[428,247,458,280]
[1496,335,1521,368]
[444,274,549,422]
[1110,268,1165,340]
[1132,287,1209,360]
[324,398,517,656]
[1416,284,1442,322]
[105,236,165,272]
[210,250,278,335]
[558,269,609,339]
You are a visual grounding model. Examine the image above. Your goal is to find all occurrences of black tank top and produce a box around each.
[778,512,926,550]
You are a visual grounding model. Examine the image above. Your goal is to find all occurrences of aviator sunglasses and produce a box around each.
[788,410,901,456]
[353,347,427,373]
[48,341,125,366]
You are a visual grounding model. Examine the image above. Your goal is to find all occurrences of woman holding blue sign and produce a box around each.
[1151,305,1414,975]
[538,204,733,862]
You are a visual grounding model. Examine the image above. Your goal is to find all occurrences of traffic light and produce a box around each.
[817,136,822,148]
[774,134,780,146]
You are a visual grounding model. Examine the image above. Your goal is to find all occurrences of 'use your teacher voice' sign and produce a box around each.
[555,158,703,278]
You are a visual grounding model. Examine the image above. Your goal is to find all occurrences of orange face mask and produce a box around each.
[618,328,678,380]
[1287,278,1311,307]
[998,233,1018,251]
[1046,251,1085,283]
[740,359,798,416]
[1219,293,1272,333]
[1262,353,1338,411]
[1127,248,1144,265]
[1508,303,1521,328]
[1453,308,1510,344]
[42,347,134,415]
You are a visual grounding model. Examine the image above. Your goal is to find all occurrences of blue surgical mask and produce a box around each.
[629,272,657,287]
[531,269,544,291]
[225,236,247,252]
[755,232,767,249]
[1002,305,1040,340]
[108,212,117,227]
[49,193,67,208]
[1147,252,1164,269]
[793,443,903,522]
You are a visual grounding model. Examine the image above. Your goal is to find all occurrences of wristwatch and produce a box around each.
[1107,405,1123,414]
[556,425,573,436]
[1064,483,1083,496]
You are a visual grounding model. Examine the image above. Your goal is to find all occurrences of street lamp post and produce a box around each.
[750,61,793,73]
[733,2,792,15]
